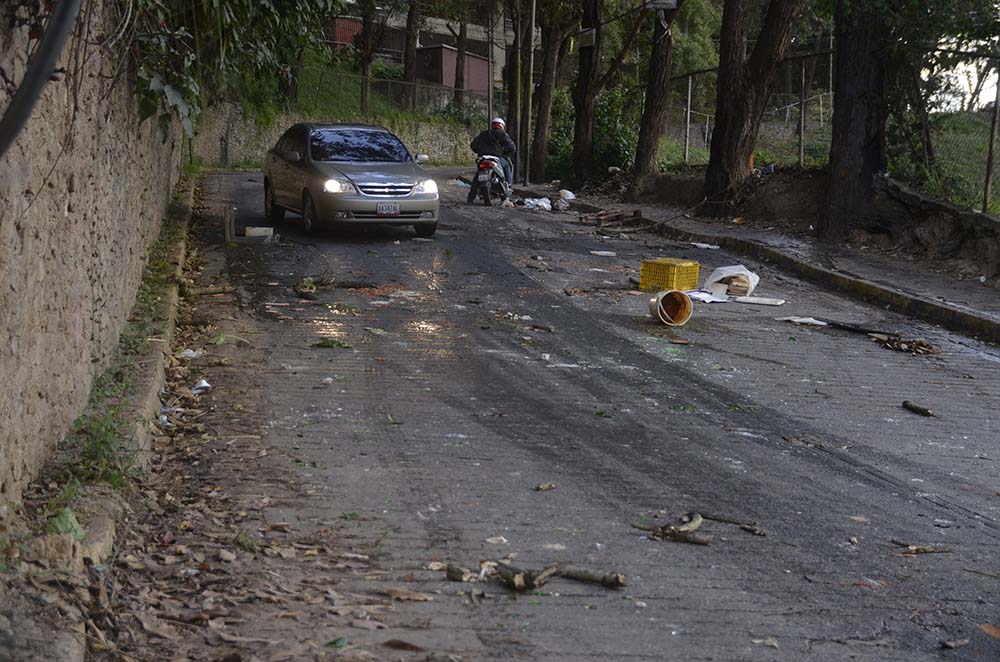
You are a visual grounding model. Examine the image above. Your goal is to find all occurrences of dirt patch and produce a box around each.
[736,170,828,236]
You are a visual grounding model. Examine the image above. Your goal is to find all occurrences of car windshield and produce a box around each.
[310,129,411,163]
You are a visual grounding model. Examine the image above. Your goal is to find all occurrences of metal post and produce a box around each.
[487,2,494,122]
[524,0,536,184]
[819,94,824,126]
[983,69,1000,215]
[704,114,710,149]
[799,58,806,167]
[684,75,692,164]
[828,24,834,93]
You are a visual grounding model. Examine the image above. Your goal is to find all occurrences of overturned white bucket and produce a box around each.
[648,290,693,327]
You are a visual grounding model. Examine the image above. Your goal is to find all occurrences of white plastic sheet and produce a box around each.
[704,264,760,296]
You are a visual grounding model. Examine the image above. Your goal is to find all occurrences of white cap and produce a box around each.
[491,117,505,129]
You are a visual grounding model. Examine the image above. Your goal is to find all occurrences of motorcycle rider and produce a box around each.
[468,117,516,203]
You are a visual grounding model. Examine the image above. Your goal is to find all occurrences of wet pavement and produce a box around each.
[191,169,1000,660]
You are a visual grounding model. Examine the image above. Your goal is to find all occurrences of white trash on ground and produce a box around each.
[191,379,212,395]
[558,189,576,200]
[175,349,204,360]
[449,179,471,188]
[524,197,552,211]
[690,242,720,250]
[590,250,617,257]
[777,316,828,326]
[734,296,785,306]
[686,290,729,303]
[704,264,760,296]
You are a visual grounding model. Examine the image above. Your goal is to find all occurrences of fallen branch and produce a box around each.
[890,539,950,554]
[702,513,767,537]
[556,566,626,589]
[632,512,712,545]
[902,400,936,417]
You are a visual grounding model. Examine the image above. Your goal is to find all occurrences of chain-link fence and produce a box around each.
[295,66,505,127]
[659,55,1000,217]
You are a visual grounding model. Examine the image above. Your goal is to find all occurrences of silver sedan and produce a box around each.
[263,123,440,237]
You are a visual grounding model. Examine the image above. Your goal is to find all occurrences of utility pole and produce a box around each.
[487,1,494,122]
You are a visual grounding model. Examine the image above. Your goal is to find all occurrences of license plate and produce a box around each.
[478,172,491,182]
[376,202,400,216]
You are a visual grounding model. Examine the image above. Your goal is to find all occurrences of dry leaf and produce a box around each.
[384,639,425,651]
[382,587,433,601]
[980,624,1000,640]
[485,536,508,545]
[137,613,179,640]
[350,618,386,630]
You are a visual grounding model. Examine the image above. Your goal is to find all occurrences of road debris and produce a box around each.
[778,316,828,326]
[190,285,235,296]
[890,539,950,555]
[648,290,693,326]
[705,265,759,296]
[869,333,941,355]
[980,624,1000,641]
[941,639,969,649]
[734,296,785,306]
[701,513,767,536]
[524,197,552,211]
[485,536,509,545]
[446,561,625,592]
[312,338,352,349]
[669,337,689,345]
[902,400,935,417]
[190,379,211,395]
[535,482,556,492]
[559,189,576,200]
[292,276,318,300]
[175,349,203,359]
[590,250,617,257]
[385,639,426,651]
[632,512,711,545]
[690,242,720,249]
[381,587,433,601]
[751,637,779,649]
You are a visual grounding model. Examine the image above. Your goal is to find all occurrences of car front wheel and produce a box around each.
[264,179,285,224]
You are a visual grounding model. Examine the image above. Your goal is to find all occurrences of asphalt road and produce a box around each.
[201,169,1000,661]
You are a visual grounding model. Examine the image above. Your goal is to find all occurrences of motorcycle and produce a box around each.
[468,155,510,206]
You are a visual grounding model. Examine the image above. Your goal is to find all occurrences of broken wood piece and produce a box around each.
[701,513,756,527]
[889,539,950,554]
[902,400,935,417]
[632,513,712,545]
[494,563,527,591]
[556,566,626,589]
[446,564,477,582]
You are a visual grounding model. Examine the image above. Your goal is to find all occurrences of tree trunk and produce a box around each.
[361,5,375,114]
[572,0,602,183]
[628,3,684,198]
[278,48,304,101]
[703,0,803,208]
[402,0,420,112]
[454,21,467,107]
[819,0,888,240]
[519,13,533,180]
[506,3,521,149]
[530,27,566,182]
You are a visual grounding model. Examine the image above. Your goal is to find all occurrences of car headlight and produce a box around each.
[324,179,354,193]
[415,179,438,194]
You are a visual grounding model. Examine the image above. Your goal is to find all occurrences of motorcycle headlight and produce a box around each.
[324,179,354,193]
[415,179,438,195]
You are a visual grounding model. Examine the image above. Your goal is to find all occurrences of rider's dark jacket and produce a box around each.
[470,128,516,158]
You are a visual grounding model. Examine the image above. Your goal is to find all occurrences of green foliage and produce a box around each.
[372,61,404,81]
[544,88,576,180]
[126,0,340,135]
[71,411,133,488]
[593,87,641,174]
[46,508,85,542]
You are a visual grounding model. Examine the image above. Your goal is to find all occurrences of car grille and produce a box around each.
[359,184,413,196]
[352,211,423,219]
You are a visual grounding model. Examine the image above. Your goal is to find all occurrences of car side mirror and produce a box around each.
[283,150,301,162]
[415,154,429,164]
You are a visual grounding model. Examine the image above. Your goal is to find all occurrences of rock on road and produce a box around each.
[192,169,1000,661]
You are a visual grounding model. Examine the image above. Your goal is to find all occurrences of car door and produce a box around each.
[267,129,294,207]
[285,126,310,210]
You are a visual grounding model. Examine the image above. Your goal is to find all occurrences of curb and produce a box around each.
[509,181,998,344]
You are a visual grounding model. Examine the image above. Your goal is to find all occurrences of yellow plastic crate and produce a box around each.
[640,258,700,292]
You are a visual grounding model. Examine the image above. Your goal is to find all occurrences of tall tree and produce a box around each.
[628,1,686,197]
[819,0,888,240]
[529,7,577,182]
[448,21,468,107]
[572,0,646,182]
[358,0,377,114]
[402,0,421,111]
[703,0,803,208]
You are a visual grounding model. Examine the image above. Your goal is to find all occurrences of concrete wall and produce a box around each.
[193,103,476,167]
[0,1,180,504]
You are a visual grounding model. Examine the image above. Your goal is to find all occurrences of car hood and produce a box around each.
[313,161,426,185]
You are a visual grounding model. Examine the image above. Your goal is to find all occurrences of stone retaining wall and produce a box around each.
[0,1,180,504]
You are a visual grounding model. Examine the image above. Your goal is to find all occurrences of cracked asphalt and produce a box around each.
[195,169,1000,661]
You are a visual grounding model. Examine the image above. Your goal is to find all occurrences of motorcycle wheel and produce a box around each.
[482,183,492,206]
